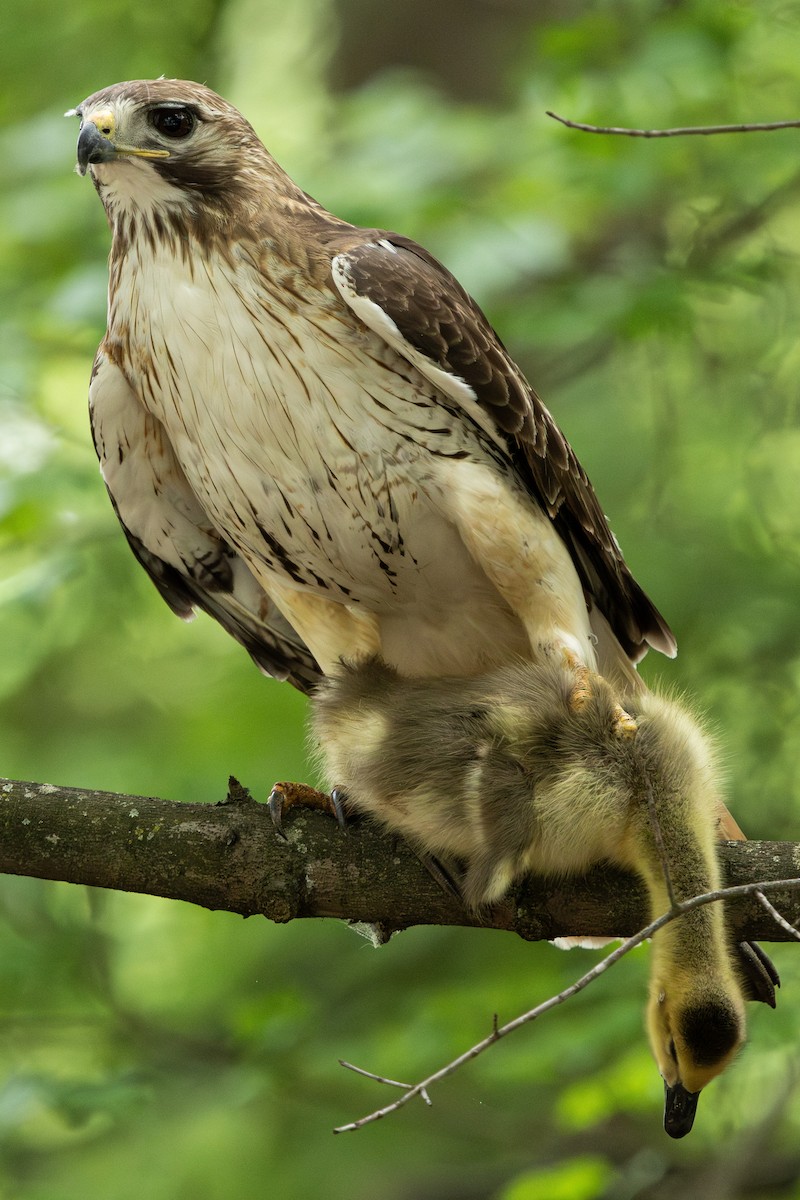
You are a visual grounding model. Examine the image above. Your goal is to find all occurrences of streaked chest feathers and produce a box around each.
[110,234,516,626]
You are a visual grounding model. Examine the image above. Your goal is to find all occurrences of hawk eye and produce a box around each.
[150,107,196,139]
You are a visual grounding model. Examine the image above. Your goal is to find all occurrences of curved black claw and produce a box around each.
[268,787,289,842]
[330,788,349,829]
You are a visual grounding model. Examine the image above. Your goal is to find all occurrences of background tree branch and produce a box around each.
[546,111,800,137]
[1,776,797,942]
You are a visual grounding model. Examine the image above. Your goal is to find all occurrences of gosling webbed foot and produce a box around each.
[737,940,780,1008]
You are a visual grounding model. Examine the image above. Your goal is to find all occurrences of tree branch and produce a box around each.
[1,777,797,941]
[546,111,800,138]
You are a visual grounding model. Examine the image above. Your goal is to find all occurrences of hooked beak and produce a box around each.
[76,121,117,175]
[74,112,170,176]
[663,1080,700,1139]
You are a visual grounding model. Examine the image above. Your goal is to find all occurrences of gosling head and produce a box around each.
[648,976,746,1137]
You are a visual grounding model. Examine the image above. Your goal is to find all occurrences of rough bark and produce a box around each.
[1,776,798,942]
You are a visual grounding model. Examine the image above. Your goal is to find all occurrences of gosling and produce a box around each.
[312,655,777,1137]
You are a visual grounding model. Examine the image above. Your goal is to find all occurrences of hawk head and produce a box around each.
[68,79,282,225]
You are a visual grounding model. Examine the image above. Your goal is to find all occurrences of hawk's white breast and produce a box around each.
[104,192,593,676]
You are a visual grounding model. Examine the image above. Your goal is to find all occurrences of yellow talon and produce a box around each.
[561,648,593,712]
[612,703,638,739]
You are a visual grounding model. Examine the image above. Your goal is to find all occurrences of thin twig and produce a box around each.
[546,111,800,138]
[339,1060,412,1089]
[754,889,800,942]
[339,1060,432,1105]
[334,876,800,1134]
[334,915,656,1133]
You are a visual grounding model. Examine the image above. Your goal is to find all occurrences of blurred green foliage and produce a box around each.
[1,1,800,1196]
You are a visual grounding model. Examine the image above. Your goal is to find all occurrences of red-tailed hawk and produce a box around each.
[70,81,778,1134]
[70,78,675,696]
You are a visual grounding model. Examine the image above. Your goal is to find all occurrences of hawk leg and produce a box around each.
[268,780,349,839]
[435,460,598,670]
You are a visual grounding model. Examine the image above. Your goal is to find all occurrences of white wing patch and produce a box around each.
[331,247,513,451]
[331,248,505,449]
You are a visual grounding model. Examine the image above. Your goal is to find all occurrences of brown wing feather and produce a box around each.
[337,234,676,663]
[116,513,322,695]
[90,351,322,695]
